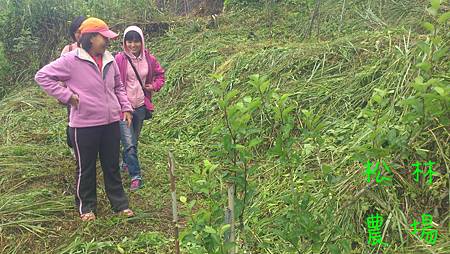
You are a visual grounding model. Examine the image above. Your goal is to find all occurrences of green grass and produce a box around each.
[147,1,448,253]
[0,87,175,253]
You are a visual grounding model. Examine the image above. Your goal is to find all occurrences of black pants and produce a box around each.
[70,122,129,214]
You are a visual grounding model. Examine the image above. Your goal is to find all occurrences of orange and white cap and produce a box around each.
[79,17,118,39]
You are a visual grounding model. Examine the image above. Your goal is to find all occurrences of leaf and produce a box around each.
[281,94,293,106]
[239,113,251,126]
[374,88,388,97]
[328,244,340,254]
[211,73,223,82]
[204,159,212,168]
[415,75,424,84]
[431,0,441,10]
[248,76,260,90]
[195,179,207,185]
[223,242,236,252]
[211,124,222,134]
[401,96,419,106]
[224,90,239,105]
[235,144,247,152]
[218,99,225,109]
[211,86,222,97]
[302,143,315,157]
[312,242,322,253]
[247,98,262,111]
[322,164,332,175]
[220,224,231,233]
[434,87,446,96]
[432,47,448,62]
[243,96,252,103]
[249,74,260,79]
[427,7,438,16]
[416,61,432,72]
[274,107,282,121]
[180,196,187,204]
[438,11,450,24]
[416,41,431,54]
[248,138,262,148]
[269,137,283,157]
[412,76,429,92]
[431,35,443,45]
[223,134,233,152]
[117,245,125,254]
[422,22,435,32]
[282,105,296,119]
[301,109,311,118]
[371,94,383,104]
[227,105,240,119]
[188,200,196,210]
[204,225,217,234]
[358,108,374,118]
[236,101,245,111]
[426,99,444,116]
[229,174,246,188]
[260,80,270,93]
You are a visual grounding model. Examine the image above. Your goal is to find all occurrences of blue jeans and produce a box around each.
[120,106,147,180]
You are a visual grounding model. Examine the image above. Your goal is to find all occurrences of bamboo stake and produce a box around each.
[226,182,236,254]
[167,151,180,254]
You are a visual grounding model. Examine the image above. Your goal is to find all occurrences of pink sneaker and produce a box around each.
[130,179,142,191]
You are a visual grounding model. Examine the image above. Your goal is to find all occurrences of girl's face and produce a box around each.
[74,30,81,42]
[90,34,109,55]
[125,39,142,57]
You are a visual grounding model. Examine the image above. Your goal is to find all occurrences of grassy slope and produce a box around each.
[1,0,448,253]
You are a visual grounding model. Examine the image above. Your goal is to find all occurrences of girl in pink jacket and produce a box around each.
[60,16,85,156]
[115,26,165,191]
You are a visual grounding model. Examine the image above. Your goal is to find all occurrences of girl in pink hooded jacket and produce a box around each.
[115,26,165,191]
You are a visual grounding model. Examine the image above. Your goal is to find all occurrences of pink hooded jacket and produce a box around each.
[115,26,165,112]
[35,48,133,128]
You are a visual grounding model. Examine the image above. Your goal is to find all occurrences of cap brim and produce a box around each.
[99,30,119,39]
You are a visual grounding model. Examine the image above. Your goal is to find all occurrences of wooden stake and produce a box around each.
[227,183,236,254]
[168,151,180,254]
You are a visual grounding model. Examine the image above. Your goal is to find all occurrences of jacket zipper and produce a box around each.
[102,63,111,124]
[79,55,113,124]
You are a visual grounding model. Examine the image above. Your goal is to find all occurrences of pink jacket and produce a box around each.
[35,48,133,128]
[120,52,148,109]
[61,42,78,55]
[115,26,165,112]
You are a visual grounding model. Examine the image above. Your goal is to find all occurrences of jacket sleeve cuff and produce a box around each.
[58,89,73,104]
[121,105,133,112]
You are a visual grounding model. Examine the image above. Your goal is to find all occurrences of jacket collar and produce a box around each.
[125,51,143,60]
[76,48,115,73]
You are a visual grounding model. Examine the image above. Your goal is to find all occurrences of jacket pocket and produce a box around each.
[76,96,82,115]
